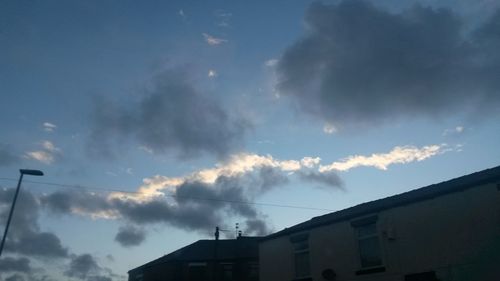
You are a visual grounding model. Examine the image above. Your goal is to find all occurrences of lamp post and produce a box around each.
[0,169,44,257]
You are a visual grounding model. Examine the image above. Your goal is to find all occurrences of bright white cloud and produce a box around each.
[208,69,217,78]
[319,145,445,172]
[43,122,57,132]
[301,157,321,168]
[202,33,227,45]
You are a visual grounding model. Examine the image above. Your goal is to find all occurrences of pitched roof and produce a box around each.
[129,236,260,272]
[262,165,500,241]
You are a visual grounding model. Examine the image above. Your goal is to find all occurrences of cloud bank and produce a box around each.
[277,1,500,128]
[40,143,448,247]
[0,188,68,258]
[0,187,119,281]
[40,152,348,245]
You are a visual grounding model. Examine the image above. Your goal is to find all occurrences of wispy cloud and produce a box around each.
[214,9,232,27]
[264,59,278,67]
[202,33,227,45]
[323,123,337,134]
[25,140,61,164]
[41,140,60,152]
[320,144,446,172]
[43,122,57,132]
[442,126,465,136]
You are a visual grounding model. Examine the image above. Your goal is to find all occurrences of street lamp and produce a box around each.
[0,169,44,257]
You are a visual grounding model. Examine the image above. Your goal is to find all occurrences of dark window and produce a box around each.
[291,234,310,278]
[353,217,383,268]
[188,263,207,281]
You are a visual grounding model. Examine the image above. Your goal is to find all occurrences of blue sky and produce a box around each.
[1,0,500,280]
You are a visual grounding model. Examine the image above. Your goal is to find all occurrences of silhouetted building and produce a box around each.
[129,236,260,281]
[260,166,500,281]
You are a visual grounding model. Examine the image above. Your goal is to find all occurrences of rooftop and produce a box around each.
[129,236,260,273]
[262,165,500,241]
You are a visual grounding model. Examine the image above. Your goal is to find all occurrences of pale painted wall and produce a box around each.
[260,183,500,281]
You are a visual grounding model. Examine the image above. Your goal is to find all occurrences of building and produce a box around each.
[129,235,260,281]
[260,166,500,281]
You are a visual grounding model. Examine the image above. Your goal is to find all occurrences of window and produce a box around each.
[188,262,207,281]
[352,216,383,268]
[291,233,310,278]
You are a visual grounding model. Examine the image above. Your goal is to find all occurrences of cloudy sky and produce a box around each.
[1,0,500,280]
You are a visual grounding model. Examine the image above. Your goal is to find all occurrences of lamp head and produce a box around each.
[19,169,44,176]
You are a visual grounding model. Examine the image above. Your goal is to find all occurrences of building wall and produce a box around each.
[260,182,500,281]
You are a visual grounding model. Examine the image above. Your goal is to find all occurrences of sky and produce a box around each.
[1,0,500,280]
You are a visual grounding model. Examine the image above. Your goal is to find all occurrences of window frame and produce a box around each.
[351,216,385,270]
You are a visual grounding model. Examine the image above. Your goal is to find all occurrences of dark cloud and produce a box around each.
[6,231,68,258]
[41,190,110,215]
[0,257,32,273]
[64,253,117,281]
[114,225,146,247]
[0,188,68,258]
[5,274,25,281]
[65,254,100,279]
[244,218,271,236]
[0,144,19,166]
[297,171,343,189]
[277,1,500,128]
[0,188,119,281]
[88,67,249,159]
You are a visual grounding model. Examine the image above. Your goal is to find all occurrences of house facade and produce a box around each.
[129,236,259,281]
[260,166,500,281]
